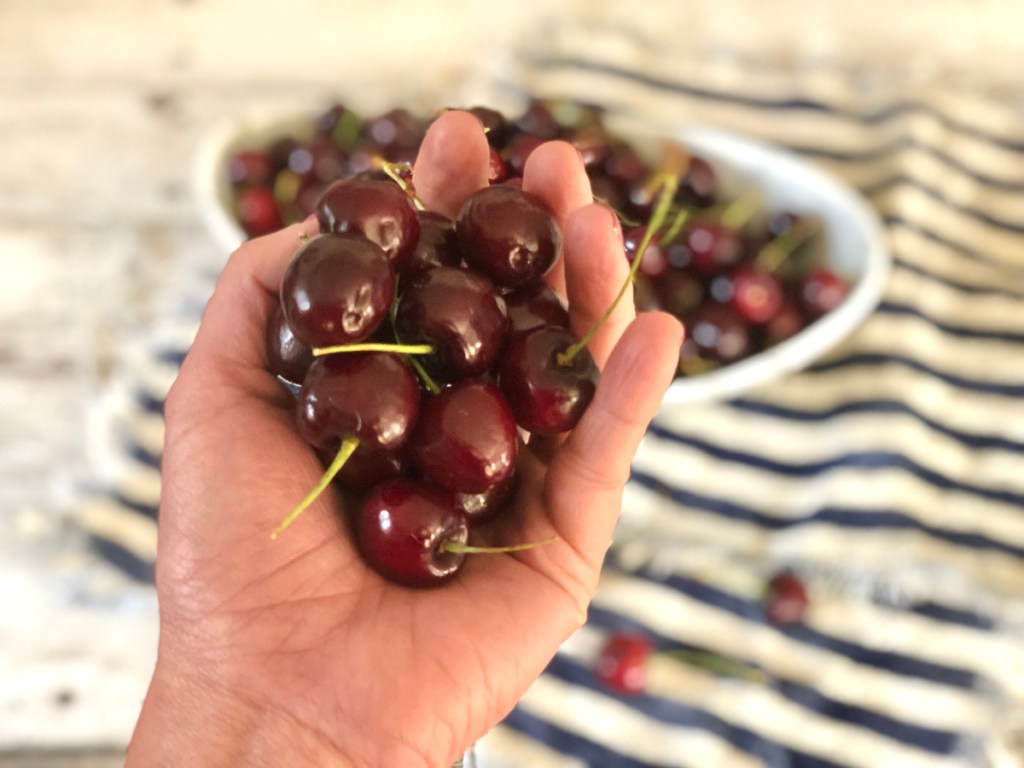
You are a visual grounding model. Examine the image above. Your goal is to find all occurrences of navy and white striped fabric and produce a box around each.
[80,23,1024,767]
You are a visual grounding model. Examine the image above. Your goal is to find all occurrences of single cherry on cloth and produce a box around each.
[594,631,654,696]
[296,352,420,455]
[763,569,810,626]
[498,325,599,434]
[411,380,518,494]
[393,266,510,382]
[280,233,396,349]
[355,478,468,588]
[315,178,420,269]
[455,184,561,288]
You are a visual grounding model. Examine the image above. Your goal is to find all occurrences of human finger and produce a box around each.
[522,141,592,297]
[544,311,683,564]
[411,110,490,219]
[562,202,632,369]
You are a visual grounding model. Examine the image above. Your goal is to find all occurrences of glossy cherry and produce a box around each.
[452,469,519,526]
[684,303,751,364]
[315,178,420,269]
[296,352,420,454]
[354,478,468,588]
[504,282,570,336]
[393,266,509,382]
[800,268,849,319]
[410,380,518,494]
[280,233,396,349]
[236,185,283,237]
[498,325,598,434]
[265,303,313,384]
[405,211,463,274]
[685,220,745,277]
[456,185,561,288]
[719,267,784,325]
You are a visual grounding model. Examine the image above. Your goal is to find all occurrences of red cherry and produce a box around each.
[763,570,809,626]
[410,380,518,494]
[623,228,670,278]
[452,470,519,526]
[498,326,598,434]
[280,233,396,349]
[455,185,561,288]
[504,283,570,337]
[726,268,784,325]
[355,478,468,588]
[315,178,420,269]
[800,269,849,319]
[594,632,653,695]
[405,211,463,274]
[296,352,420,454]
[228,150,275,187]
[686,221,745,277]
[393,266,509,382]
[236,186,283,237]
[265,303,313,385]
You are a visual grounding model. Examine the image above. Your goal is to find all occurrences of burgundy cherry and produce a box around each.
[452,470,519,526]
[498,326,598,434]
[355,478,468,588]
[763,299,805,346]
[623,227,670,278]
[684,303,751,364]
[393,266,509,381]
[334,447,405,495]
[265,303,313,384]
[456,185,561,288]
[296,352,420,454]
[315,178,420,269]
[280,233,396,349]
[800,268,849,319]
[722,268,784,325]
[228,150,275,187]
[685,221,745,277]
[404,211,463,274]
[504,282,570,336]
[763,570,809,626]
[411,380,518,494]
[236,186,283,237]
[594,632,653,695]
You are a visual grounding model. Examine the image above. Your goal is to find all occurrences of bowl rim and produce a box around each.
[192,109,891,405]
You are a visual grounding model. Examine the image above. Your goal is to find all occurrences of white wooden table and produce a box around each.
[2,1,1022,763]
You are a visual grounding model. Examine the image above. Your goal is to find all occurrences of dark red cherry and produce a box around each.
[686,221,745,277]
[651,270,704,318]
[287,137,347,183]
[455,185,561,288]
[487,147,509,184]
[355,478,467,588]
[594,632,653,695]
[678,155,717,208]
[721,268,784,325]
[334,447,405,495]
[296,352,420,454]
[763,570,809,626]
[498,326,599,434]
[623,228,670,278]
[799,268,849,319]
[501,132,544,178]
[405,211,463,274]
[411,381,518,494]
[236,186,283,237]
[280,233,395,349]
[466,106,509,146]
[514,100,562,140]
[228,150,275,187]
[452,470,519,526]
[685,303,751,363]
[763,299,806,346]
[359,108,424,158]
[265,303,313,384]
[315,178,420,269]
[393,266,509,382]
[504,283,570,336]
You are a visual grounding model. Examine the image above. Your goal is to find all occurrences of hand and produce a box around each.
[127,110,683,768]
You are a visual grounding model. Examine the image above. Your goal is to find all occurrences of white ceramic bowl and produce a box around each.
[193,109,890,405]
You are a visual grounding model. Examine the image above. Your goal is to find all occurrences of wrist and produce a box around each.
[126,659,352,768]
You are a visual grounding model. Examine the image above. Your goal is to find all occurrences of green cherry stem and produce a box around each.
[556,172,680,367]
[661,649,767,683]
[313,341,435,357]
[754,218,818,274]
[271,435,360,539]
[441,535,558,554]
[717,190,761,231]
[381,160,426,211]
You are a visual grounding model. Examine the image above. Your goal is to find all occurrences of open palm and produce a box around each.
[128,111,682,768]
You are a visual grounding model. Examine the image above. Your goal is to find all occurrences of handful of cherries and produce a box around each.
[229,99,850,381]
[265,166,603,588]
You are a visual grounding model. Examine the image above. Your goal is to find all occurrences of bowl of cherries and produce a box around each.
[196,98,889,408]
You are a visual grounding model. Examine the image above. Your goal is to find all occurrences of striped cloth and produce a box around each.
[80,22,1024,768]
